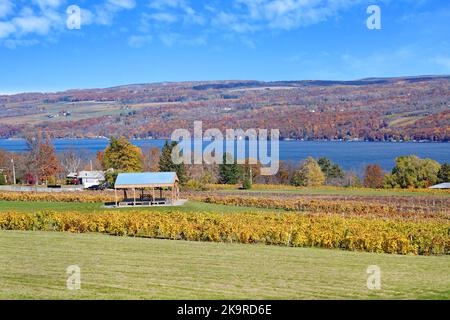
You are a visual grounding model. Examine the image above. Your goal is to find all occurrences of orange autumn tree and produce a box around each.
[102,136,143,172]
[363,164,385,189]
[26,133,61,184]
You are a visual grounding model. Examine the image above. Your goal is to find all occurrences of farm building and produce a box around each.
[113,172,180,207]
[67,171,105,189]
[429,183,450,189]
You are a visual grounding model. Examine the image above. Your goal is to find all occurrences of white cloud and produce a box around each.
[108,0,136,10]
[95,0,137,25]
[212,12,256,33]
[148,0,204,25]
[128,34,153,47]
[0,0,13,18]
[4,38,39,49]
[212,0,363,32]
[12,7,62,36]
[148,12,178,23]
[0,0,137,47]
[149,0,188,10]
[0,5,63,42]
[430,56,450,71]
[32,0,63,9]
[0,21,15,38]
[159,33,178,46]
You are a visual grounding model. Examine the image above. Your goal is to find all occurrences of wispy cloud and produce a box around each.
[94,0,137,25]
[430,56,450,71]
[212,0,364,32]
[0,0,13,18]
[0,4,63,41]
[128,34,153,48]
[0,0,138,46]
[147,12,178,24]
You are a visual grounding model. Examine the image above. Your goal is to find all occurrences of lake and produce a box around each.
[0,139,448,172]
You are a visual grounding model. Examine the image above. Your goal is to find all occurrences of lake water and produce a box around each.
[0,139,448,172]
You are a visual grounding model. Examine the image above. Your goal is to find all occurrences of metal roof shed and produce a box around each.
[429,183,450,189]
[114,172,180,207]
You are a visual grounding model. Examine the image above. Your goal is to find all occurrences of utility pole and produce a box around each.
[11,158,16,185]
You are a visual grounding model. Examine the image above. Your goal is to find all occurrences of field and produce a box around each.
[0,186,449,300]
[1,230,449,300]
[0,200,283,214]
[209,185,450,197]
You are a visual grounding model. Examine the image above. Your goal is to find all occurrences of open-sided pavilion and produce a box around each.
[114,172,180,207]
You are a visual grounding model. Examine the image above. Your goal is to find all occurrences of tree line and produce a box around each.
[0,135,448,189]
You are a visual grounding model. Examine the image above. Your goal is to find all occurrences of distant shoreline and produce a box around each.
[1,138,448,143]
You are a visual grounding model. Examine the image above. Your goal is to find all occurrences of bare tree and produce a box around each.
[59,150,82,175]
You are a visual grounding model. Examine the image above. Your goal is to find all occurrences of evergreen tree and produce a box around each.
[159,141,174,172]
[318,157,344,180]
[158,141,187,185]
[241,169,252,189]
[0,172,6,185]
[437,163,450,183]
[218,153,241,184]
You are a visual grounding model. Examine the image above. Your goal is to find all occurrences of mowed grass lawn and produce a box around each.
[0,230,449,300]
[0,200,282,214]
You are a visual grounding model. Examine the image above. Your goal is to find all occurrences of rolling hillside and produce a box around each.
[0,76,449,141]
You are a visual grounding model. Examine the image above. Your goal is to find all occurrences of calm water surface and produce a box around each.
[0,139,448,172]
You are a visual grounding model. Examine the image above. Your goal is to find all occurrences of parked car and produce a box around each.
[87,182,111,191]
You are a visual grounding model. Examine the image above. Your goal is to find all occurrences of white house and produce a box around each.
[77,171,105,189]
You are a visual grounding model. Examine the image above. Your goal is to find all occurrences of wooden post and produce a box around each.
[115,188,118,207]
[133,188,136,206]
[152,188,155,201]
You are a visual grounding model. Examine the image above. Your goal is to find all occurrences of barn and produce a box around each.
[113,172,181,207]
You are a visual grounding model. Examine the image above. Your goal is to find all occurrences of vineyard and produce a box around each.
[190,195,450,220]
[0,210,448,255]
[0,187,449,255]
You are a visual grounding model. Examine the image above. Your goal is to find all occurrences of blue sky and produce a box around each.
[0,0,449,93]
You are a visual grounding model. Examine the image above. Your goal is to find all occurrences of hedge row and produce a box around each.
[0,211,448,255]
[0,192,114,203]
[193,196,449,220]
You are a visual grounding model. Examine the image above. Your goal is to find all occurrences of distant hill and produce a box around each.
[0,75,449,141]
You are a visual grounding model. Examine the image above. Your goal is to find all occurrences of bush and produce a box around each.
[387,156,441,188]
[183,179,209,191]
[438,163,450,183]
[0,173,6,185]
[291,157,325,187]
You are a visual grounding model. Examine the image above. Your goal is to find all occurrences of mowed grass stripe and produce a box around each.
[0,231,448,300]
[0,200,283,214]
